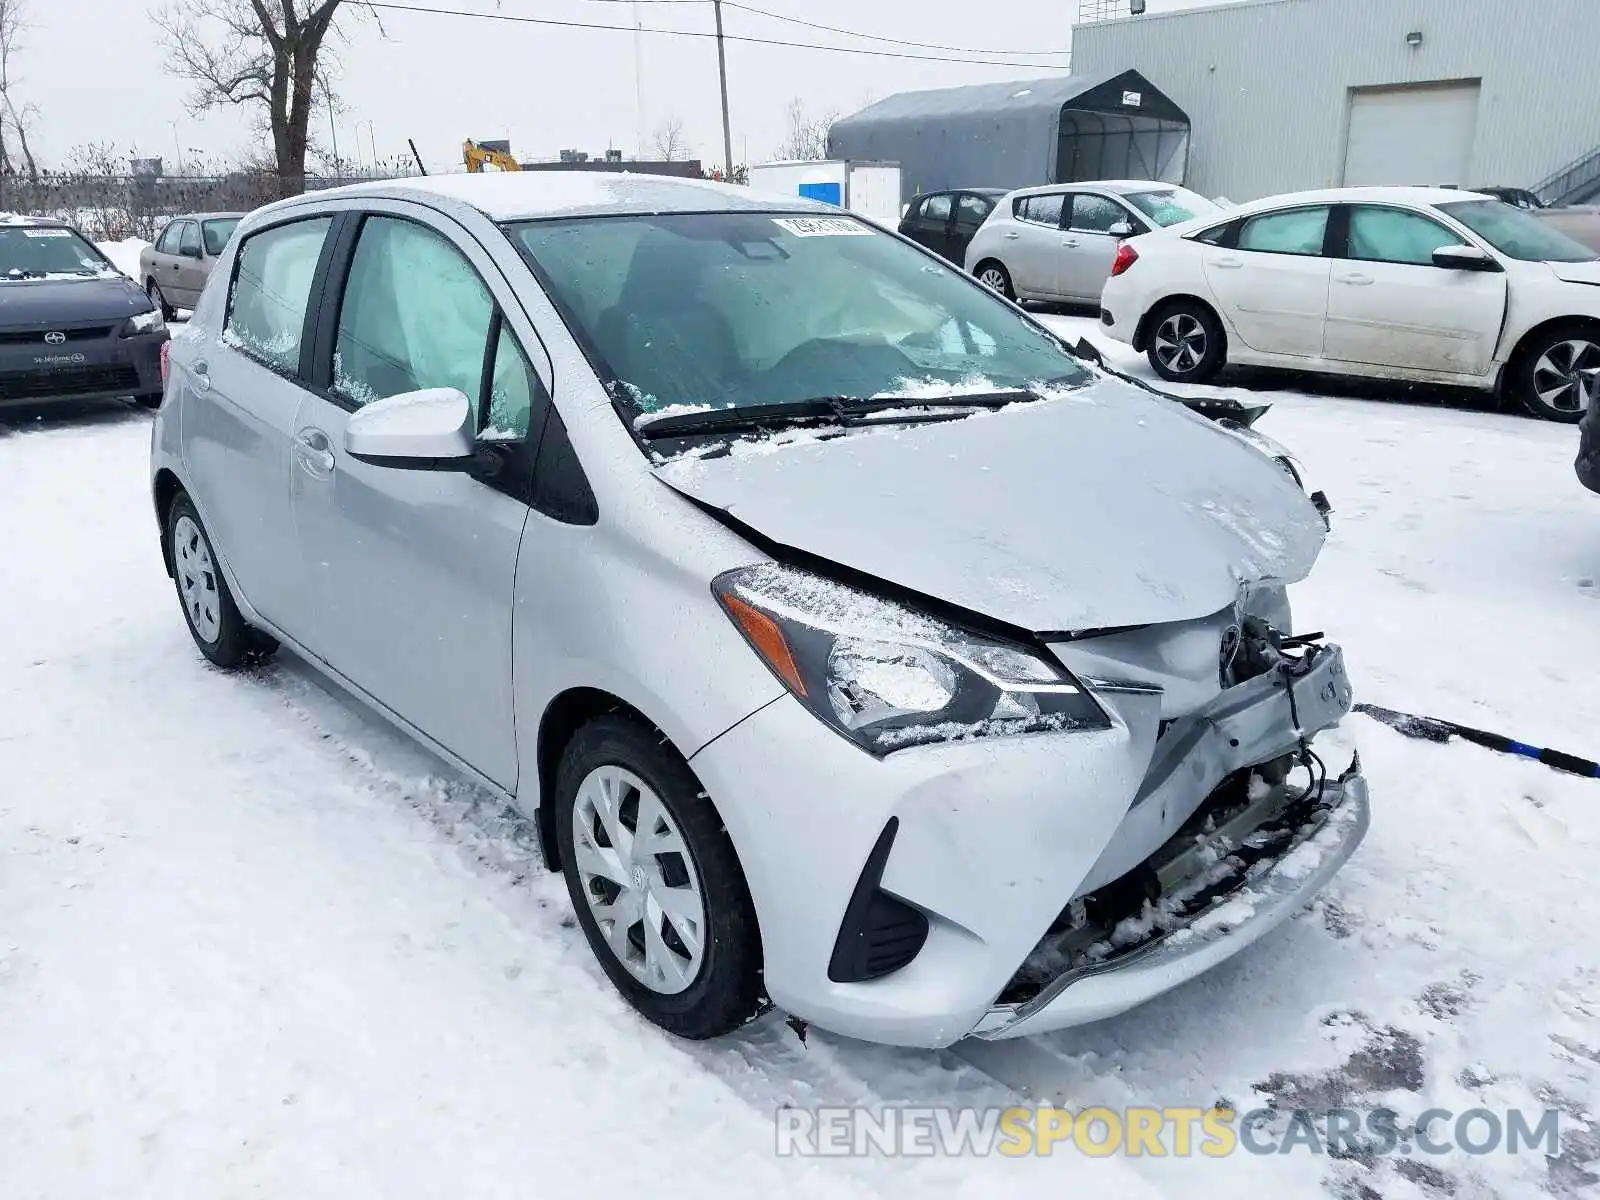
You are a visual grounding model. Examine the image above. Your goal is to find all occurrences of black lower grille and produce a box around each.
[828,818,929,983]
[0,364,139,400]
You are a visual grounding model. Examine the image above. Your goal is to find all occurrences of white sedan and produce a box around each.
[1099,186,1600,422]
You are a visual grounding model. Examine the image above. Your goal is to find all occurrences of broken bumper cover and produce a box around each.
[968,753,1370,1040]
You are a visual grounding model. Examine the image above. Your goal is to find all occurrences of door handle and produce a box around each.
[293,428,336,477]
[1002,231,1021,240]
[190,359,211,393]
[1061,238,1080,248]
[1336,272,1374,286]
[1210,256,1244,269]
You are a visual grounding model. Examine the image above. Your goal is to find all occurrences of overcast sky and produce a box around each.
[20,0,1216,174]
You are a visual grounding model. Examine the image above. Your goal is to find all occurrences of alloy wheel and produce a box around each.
[1154,312,1208,374]
[571,764,706,995]
[172,514,222,643]
[979,267,1009,293]
[1531,338,1600,414]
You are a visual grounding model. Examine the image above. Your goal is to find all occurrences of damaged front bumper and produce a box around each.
[968,750,1369,1039]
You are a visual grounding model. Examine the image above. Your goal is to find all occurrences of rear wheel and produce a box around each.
[555,715,763,1040]
[1512,324,1599,423]
[166,492,277,669]
[147,280,175,322]
[974,260,1015,301]
[1146,299,1225,383]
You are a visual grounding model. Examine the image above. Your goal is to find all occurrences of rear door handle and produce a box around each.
[1336,272,1374,286]
[293,428,336,477]
[1061,238,1080,248]
[1002,231,1021,240]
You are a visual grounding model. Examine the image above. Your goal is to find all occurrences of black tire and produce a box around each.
[1145,299,1226,383]
[1509,323,1600,423]
[555,715,762,1040]
[147,280,175,322]
[165,492,278,669]
[974,260,1015,301]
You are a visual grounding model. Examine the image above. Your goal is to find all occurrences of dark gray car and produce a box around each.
[0,218,167,408]
[1579,388,1600,494]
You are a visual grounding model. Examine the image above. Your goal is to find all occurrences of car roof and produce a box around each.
[1209,185,1487,216]
[167,212,248,222]
[0,212,69,229]
[263,171,839,222]
[1004,180,1192,199]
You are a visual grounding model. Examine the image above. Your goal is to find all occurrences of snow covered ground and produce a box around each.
[1,300,1596,1199]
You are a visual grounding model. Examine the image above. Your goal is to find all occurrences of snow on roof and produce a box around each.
[301,171,837,222]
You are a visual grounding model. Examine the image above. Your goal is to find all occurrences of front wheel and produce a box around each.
[1146,300,1225,383]
[974,260,1015,301]
[166,492,278,669]
[1512,325,1599,423]
[147,280,175,322]
[556,715,763,1040]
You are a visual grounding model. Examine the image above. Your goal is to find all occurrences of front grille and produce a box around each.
[0,364,140,400]
[0,326,114,345]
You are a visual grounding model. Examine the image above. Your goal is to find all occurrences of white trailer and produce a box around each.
[746,160,904,228]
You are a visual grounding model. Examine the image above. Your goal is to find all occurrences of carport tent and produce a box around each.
[828,69,1191,202]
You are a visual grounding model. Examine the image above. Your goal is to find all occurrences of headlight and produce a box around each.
[125,307,166,336]
[713,563,1109,754]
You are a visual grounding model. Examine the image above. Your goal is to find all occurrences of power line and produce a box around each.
[585,0,1071,57]
[363,1,1074,69]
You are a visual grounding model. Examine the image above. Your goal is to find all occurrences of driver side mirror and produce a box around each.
[1108,220,1135,238]
[1432,245,1502,272]
[345,387,479,470]
[179,244,203,260]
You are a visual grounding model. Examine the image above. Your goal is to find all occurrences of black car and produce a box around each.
[0,218,168,409]
[898,188,1009,264]
[1578,393,1600,495]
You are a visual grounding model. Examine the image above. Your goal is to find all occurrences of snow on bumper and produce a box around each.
[968,754,1370,1040]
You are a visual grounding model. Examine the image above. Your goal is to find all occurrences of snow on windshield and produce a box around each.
[0,227,118,279]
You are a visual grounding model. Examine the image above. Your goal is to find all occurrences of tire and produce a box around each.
[555,715,762,1040]
[147,280,175,322]
[165,492,278,669]
[1510,323,1600,423]
[974,260,1015,301]
[1146,299,1226,384]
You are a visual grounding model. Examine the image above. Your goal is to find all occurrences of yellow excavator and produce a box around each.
[463,139,521,173]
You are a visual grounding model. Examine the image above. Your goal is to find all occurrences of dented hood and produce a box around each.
[654,381,1329,633]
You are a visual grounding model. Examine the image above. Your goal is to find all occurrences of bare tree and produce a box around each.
[0,0,39,183]
[650,114,689,163]
[775,98,838,162]
[153,0,383,196]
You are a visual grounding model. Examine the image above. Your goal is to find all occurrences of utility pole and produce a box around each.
[632,1,645,159]
[712,0,734,179]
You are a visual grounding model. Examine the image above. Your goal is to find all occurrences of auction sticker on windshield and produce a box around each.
[772,217,875,237]
[23,229,73,238]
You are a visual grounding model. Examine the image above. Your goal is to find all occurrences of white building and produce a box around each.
[1069,0,1600,203]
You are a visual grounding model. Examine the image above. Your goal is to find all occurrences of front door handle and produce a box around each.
[1336,272,1374,286]
[1061,238,1080,248]
[1210,256,1244,269]
[1002,231,1021,240]
[293,428,336,477]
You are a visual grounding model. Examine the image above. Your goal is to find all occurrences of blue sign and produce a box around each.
[797,181,843,206]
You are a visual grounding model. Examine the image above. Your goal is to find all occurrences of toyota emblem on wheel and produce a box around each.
[43,331,66,344]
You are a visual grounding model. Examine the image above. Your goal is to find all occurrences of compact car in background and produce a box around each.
[1100,186,1600,422]
[151,173,1366,1048]
[898,188,1007,264]
[140,212,245,317]
[965,181,1220,305]
[0,217,166,409]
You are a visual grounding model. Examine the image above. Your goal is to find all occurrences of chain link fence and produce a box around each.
[0,169,419,241]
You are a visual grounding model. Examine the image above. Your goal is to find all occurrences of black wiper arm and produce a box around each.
[634,388,1053,440]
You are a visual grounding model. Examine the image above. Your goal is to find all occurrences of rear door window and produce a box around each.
[156,222,181,255]
[1016,193,1066,228]
[224,216,334,375]
[1237,207,1331,256]
[178,222,202,257]
[917,194,952,230]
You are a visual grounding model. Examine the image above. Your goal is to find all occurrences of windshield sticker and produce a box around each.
[771,217,875,238]
[23,228,73,238]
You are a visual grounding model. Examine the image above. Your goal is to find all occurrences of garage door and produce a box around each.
[1342,81,1482,187]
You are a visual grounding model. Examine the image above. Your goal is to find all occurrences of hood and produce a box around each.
[1547,260,1600,286]
[656,381,1328,633]
[0,274,152,327]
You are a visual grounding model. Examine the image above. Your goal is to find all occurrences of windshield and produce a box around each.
[0,226,115,279]
[506,211,1089,419]
[202,218,241,256]
[1436,199,1596,262]
[1123,187,1220,227]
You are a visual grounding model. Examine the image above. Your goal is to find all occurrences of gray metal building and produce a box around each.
[828,70,1193,204]
[1069,0,1600,203]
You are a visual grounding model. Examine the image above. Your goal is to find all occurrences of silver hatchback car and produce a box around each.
[150,173,1368,1048]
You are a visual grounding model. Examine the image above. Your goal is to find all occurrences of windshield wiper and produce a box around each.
[635,389,1046,440]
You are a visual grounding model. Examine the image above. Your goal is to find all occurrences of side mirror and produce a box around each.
[1433,245,1501,272]
[180,244,203,260]
[345,387,477,469]
[1072,336,1104,366]
[1108,220,1135,238]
